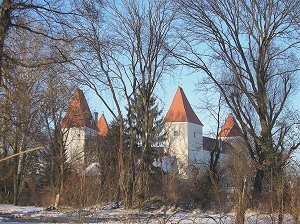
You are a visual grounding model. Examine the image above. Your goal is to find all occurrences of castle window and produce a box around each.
[194,132,196,137]
[174,131,179,136]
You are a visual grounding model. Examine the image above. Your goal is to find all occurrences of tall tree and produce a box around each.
[0,0,79,205]
[39,66,75,205]
[0,26,74,205]
[176,0,300,196]
[1,60,45,205]
[73,0,175,207]
[127,91,165,205]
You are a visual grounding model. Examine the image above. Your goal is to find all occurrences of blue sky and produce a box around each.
[83,68,300,164]
[85,69,300,140]
[84,70,229,137]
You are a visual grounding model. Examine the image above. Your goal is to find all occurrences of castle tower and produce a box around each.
[164,86,204,177]
[61,88,98,167]
[218,113,243,151]
[218,113,243,139]
[97,113,109,137]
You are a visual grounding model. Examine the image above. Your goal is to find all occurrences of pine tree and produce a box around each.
[126,91,165,205]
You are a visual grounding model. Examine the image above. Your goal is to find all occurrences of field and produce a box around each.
[0,204,294,223]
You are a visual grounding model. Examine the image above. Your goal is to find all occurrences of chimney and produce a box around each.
[94,112,99,126]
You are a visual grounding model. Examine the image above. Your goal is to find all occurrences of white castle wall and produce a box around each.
[164,122,188,176]
[187,122,206,164]
[165,122,208,177]
[63,127,98,168]
[218,136,245,164]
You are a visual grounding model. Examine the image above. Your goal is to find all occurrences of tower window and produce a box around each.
[174,131,179,136]
[194,132,196,137]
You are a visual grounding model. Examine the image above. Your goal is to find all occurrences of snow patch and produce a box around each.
[85,162,101,176]
[153,156,176,173]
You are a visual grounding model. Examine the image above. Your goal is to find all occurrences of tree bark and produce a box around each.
[252,169,264,204]
[0,0,12,86]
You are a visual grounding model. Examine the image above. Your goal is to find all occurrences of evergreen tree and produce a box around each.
[126,91,165,204]
[129,92,164,161]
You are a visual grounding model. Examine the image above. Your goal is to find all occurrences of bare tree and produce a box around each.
[0,25,74,205]
[175,0,300,198]
[39,65,75,206]
[225,142,255,223]
[0,0,75,88]
[73,0,176,207]
[1,61,45,205]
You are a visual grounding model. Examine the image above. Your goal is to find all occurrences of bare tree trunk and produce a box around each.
[252,169,264,204]
[292,184,299,224]
[135,102,149,207]
[12,132,20,205]
[236,179,247,224]
[13,155,19,205]
[0,0,12,87]
[118,122,134,208]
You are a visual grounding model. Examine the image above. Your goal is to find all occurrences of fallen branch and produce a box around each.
[0,146,44,163]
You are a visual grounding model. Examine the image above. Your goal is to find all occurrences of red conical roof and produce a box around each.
[61,88,94,129]
[165,87,203,125]
[218,113,242,138]
[98,114,108,136]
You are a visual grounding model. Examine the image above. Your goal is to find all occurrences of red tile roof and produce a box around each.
[98,114,108,136]
[218,113,242,138]
[165,86,203,125]
[61,88,94,129]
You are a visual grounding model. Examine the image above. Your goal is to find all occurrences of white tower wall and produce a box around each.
[187,122,207,165]
[63,127,98,168]
[165,122,188,175]
[165,122,207,177]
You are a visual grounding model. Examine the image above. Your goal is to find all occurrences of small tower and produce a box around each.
[97,113,109,137]
[218,113,243,139]
[218,113,243,151]
[61,88,98,168]
[164,86,204,177]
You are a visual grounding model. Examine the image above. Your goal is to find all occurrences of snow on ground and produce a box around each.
[0,204,294,223]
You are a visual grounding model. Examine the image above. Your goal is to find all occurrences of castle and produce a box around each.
[61,87,243,176]
[163,87,243,176]
[61,88,108,168]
